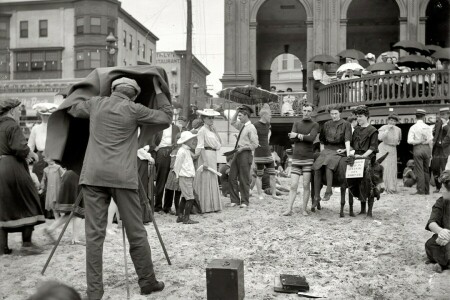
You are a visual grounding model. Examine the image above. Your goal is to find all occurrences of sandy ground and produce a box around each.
[1,179,450,300]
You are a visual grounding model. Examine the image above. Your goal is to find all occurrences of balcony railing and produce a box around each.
[318,69,450,111]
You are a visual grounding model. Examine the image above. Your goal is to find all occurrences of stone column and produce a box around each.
[418,17,427,44]
[399,17,408,40]
[339,19,347,52]
[249,21,257,83]
[223,0,236,77]
[237,0,253,83]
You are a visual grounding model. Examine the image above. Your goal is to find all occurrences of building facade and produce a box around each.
[156,50,211,109]
[221,0,450,94]
[0,0,158,113]
[270,53,304,92]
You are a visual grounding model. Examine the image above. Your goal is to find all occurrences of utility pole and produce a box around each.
[183,0,193,120]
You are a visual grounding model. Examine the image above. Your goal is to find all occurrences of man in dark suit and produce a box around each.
[151,119,180,213]
[68,77,171,299]
[432,107,449,193]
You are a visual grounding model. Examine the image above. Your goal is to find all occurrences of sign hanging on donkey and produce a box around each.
[346,159,365,178]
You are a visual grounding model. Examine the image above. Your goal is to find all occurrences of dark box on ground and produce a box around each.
[206,259,244,300]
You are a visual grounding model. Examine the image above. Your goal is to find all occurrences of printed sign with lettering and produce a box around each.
[346,159,365,178]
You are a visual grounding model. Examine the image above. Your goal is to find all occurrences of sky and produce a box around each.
[120,0,224,94]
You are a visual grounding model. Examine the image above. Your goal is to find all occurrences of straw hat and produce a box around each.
[177,131,198,144]
[197,108,220,117]
[33,102,58,115]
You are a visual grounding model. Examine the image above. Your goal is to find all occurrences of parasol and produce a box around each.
[392,40,429,55]
[366,62,400,72]
[397,55,433,69]
[309,54,337,64]
[217,86,278,105]
[337,49,366,60]
[45,65,172,174]
[426,45,443,54]
[336,62,364,73]
[432,48,450,62]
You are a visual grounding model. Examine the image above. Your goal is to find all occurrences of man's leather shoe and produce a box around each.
[141,281,165,295]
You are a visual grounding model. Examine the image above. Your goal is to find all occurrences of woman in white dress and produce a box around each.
[377,114,402,193]
[194,109,222,213]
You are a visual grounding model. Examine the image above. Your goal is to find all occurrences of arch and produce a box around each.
[250,0,312,23]
[270,53,304,92]
[419,0,431,17]
[341,0,407,19]
[425,0,450,47]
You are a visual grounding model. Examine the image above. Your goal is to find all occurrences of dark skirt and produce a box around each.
[313,148,344,171]
[0,155,45,229]
[54,170,84,219]
[426,234,450,267]
[32,151,47,182]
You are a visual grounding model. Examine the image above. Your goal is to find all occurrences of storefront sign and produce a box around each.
[369,114,436,125]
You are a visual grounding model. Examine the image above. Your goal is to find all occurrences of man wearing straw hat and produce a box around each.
[230,105,259,208]
[407,109,433,195]
[68,77,170,299]
[431,107,450,193]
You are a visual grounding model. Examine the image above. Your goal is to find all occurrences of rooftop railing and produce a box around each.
[317,69,450,111]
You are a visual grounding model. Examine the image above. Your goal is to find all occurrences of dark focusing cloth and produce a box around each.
[425,197,450,267]
[313,119,352,171]
[0,116,45,229]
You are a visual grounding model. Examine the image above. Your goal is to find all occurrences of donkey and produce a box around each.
[311,152,388,218]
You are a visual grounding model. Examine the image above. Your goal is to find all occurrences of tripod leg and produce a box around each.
[138,177,172,265]
[41,192,83,275]
[122,224,130,300]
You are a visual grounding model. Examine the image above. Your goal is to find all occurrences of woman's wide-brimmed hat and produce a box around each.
[33,102,58,115]
[177,131,198,145]
[197,108,220,117]
[0,99,21,115]
[387,113,400,122]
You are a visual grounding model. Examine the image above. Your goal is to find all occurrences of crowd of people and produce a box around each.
[1,74,450,300]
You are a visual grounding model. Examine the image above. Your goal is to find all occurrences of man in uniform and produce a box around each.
[68,77,171,299]
[431,107,450,193]
[230,105,259,208]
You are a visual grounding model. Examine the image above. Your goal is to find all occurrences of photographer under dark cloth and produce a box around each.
[68,77,172,299]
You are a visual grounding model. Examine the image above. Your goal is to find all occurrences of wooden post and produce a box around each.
[183,0,193,120]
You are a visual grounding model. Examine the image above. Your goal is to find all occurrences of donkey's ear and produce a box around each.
[376,152,389,164]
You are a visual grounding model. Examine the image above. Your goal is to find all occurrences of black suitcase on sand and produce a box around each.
[206,259,245,300]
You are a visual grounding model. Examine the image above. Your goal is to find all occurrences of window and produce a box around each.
[137,40,140,55]
[76,52,84,69]
[90,51,100,68]
[20,21,28,38]
[123,30,126,46]
[76,17,84,34]
[150,49,153,63]
[31,52,44,71]
[39,20,48,37]
[16,52,29,71]
[45,51,59,71]
[143,44,146,59]
[282,54,288,70]
[0,22,7,38]
[0,53,8,73]
[294,58,302,69]
[90,17,101,34]
[107,18,115,35]
[129,34,132,50]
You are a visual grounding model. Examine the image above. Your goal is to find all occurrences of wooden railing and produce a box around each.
[318,69,450,111]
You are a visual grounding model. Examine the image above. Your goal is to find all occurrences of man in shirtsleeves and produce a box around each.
[68,77,172,299]
[230,105,259,208]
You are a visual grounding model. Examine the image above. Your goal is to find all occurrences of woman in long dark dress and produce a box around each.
[0,99,45,255]
[425,170,450,273]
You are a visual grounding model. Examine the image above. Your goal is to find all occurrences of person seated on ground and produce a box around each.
[425,170,450,273]
[219,155,232,197]
[403,160,417,187]
[27,281,81,300]
[312,104,352,202]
